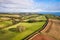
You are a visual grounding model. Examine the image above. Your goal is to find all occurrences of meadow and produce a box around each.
[0,13,47,40]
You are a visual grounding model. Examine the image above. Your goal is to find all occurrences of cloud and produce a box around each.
[0,0,34,8]
[0,0,36,12]
[0,0,60,12]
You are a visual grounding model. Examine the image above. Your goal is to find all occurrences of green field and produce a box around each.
[0,20,13,29]
[0,22,46,40]
[0,14,47,40]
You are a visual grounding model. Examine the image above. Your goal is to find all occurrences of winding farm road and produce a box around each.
[29,19,60,40]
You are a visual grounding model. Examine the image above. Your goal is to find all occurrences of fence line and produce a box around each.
[23,16,48,40]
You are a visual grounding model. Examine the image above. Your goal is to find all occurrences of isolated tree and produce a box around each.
[17,26,26,32]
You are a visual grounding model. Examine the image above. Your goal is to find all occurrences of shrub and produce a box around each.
[9,28,17,32]
[17,26,26,32]
[0,30,6,34]
[27,19,36,23]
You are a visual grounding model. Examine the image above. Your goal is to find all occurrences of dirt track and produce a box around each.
[41,19,60,40]
[29,19,60,40]
[29,33,55,40]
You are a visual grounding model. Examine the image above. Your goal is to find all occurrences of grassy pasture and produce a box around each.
[0,22,46,40]
[0,15,47,40]
[0,20,13,29]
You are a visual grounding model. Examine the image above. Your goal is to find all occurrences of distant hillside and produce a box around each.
[40,12,60,16]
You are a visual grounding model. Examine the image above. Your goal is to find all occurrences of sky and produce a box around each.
[0,0,60,12]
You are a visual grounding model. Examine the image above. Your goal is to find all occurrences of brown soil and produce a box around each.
[29,33,55,40]
[41,19,60,40]
[29,19,60,40]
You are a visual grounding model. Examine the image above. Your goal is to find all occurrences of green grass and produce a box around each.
[35,16,47,20]
[0,15,47,40]
[0,31,17,40]
[12,22,46,40]
[0,22,46,40]
[0,20,13,28]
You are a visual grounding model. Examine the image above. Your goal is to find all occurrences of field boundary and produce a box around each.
[23,16,48,40]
